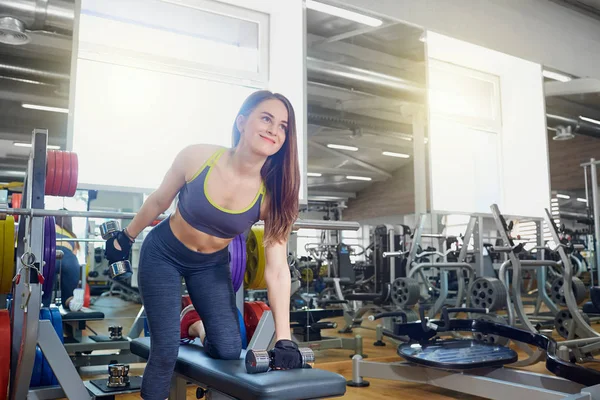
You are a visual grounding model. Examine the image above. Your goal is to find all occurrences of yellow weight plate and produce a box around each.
[301,268,313,283]
[252,227,266,289]
[0,219,4,294]
[245,227,266,289]
[1,216,14,294]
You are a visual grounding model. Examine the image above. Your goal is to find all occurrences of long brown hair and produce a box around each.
[232,90,300,246]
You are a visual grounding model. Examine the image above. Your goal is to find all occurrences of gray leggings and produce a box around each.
[137,218,242,400]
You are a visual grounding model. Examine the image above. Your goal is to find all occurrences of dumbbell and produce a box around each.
[100,221,133,280]
[109,325,123,340]
[107,363,130,388]
[245,347,314,374]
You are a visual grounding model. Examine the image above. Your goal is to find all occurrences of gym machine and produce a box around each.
[346,203,600,400]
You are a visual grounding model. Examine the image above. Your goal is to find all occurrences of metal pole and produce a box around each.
[590,159,600,285]
[0,208,361,231]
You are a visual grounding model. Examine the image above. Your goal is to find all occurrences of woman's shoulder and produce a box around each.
[178,144,228,181]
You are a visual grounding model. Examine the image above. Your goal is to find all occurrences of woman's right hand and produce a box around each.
[104,231,133,263]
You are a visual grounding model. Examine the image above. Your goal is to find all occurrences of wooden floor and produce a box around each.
[68,295,600,400]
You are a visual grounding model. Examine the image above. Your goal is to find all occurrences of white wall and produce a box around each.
[339,0,600,79]
[427,32,551,218]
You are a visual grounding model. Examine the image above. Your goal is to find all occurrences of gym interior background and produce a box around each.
[2,0,600,399]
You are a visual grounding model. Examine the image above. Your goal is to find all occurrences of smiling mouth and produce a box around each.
[260,135,276,144]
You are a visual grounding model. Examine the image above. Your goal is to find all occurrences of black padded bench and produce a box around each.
[60,307,106,343]
[131,337,347,400]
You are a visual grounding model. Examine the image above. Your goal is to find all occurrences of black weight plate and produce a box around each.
[398,339,518,370]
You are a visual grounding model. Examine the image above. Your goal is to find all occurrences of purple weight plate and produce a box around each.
[42,217,51,294]
[234,235,242,292]
[48,217,56,296]
[229,240,238,292]
[239,234,247,287]
[232,235,241,292]
[236,235,244,292]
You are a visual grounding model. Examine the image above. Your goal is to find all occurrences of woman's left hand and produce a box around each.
[269,340,302,370]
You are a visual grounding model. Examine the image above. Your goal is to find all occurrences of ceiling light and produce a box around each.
[556,194,570,199]
[579,116,600,126]
[577,198,588,203]
[305,0,383,27]
[382,151,410,158]
[22,103,69,113]
[327,144,358,151]
[14,142,60,150]
[307,172,322,177]
[346,175,371,181]
[542,70,571,82]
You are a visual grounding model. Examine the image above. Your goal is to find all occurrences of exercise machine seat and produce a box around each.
[130,337,347,400]
[60,308,105,321]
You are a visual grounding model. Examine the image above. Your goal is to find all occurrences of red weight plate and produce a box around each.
[244,302,266,344]
[0,310,10,400]
[83,284,90,308]
[51,151,65,197]
[66,152,79,197]
[256,301,271,312]
[11,193,21,222]
[61,151,72,197]
[45,151,56,196]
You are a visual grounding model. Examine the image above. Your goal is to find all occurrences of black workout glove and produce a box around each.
[269,340,303,370]
[104,230,133,263]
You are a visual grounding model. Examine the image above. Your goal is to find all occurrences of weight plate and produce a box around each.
[49,218,56,303]
[42,217,51,301]
[31,346,43,388]
[244,301,269,344]
[66,152,78,197]
[0,310,10,396]
[301,268,314,283]
[469,277,507,312]
[1,216,15,294]
[0,219,4,296]
[549,277,588,306]
[391,278,420,307]
[251,227,266,289]
[238,235,247,292]
[554,309,591,339]
[238,308,247,349]
[45,151,56,196]
[48,307,58,386]
[61,151,72,197]
[11,193,21,223]
[52,151,64,197]
[39,308,53,386]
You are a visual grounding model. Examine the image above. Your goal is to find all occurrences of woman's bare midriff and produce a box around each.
[168,209,232,254]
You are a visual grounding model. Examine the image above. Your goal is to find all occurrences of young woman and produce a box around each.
[104,90,301,400]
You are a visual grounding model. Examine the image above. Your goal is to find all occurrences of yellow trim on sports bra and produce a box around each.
[204,149,265,215]
[186,148,224,183]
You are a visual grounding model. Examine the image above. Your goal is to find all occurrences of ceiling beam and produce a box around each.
[308,140,392,178]
[308,190,356,198]
[309,22,400,48]
[307,33,423,73]
[545,78,600,97]
[307,166,383,176]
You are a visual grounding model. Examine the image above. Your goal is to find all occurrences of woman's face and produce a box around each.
[237,98,288,157]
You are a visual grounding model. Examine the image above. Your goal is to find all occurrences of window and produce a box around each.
[69,0,270,192]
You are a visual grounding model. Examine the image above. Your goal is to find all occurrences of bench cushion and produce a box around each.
[130,337,346,400]
[59,306,105,321]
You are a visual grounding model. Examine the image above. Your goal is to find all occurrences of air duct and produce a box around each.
[0,0,74,41]
[546,114,600,139]
[306,57,425,102]
[0,16,29,45]
[0,62,69,82]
